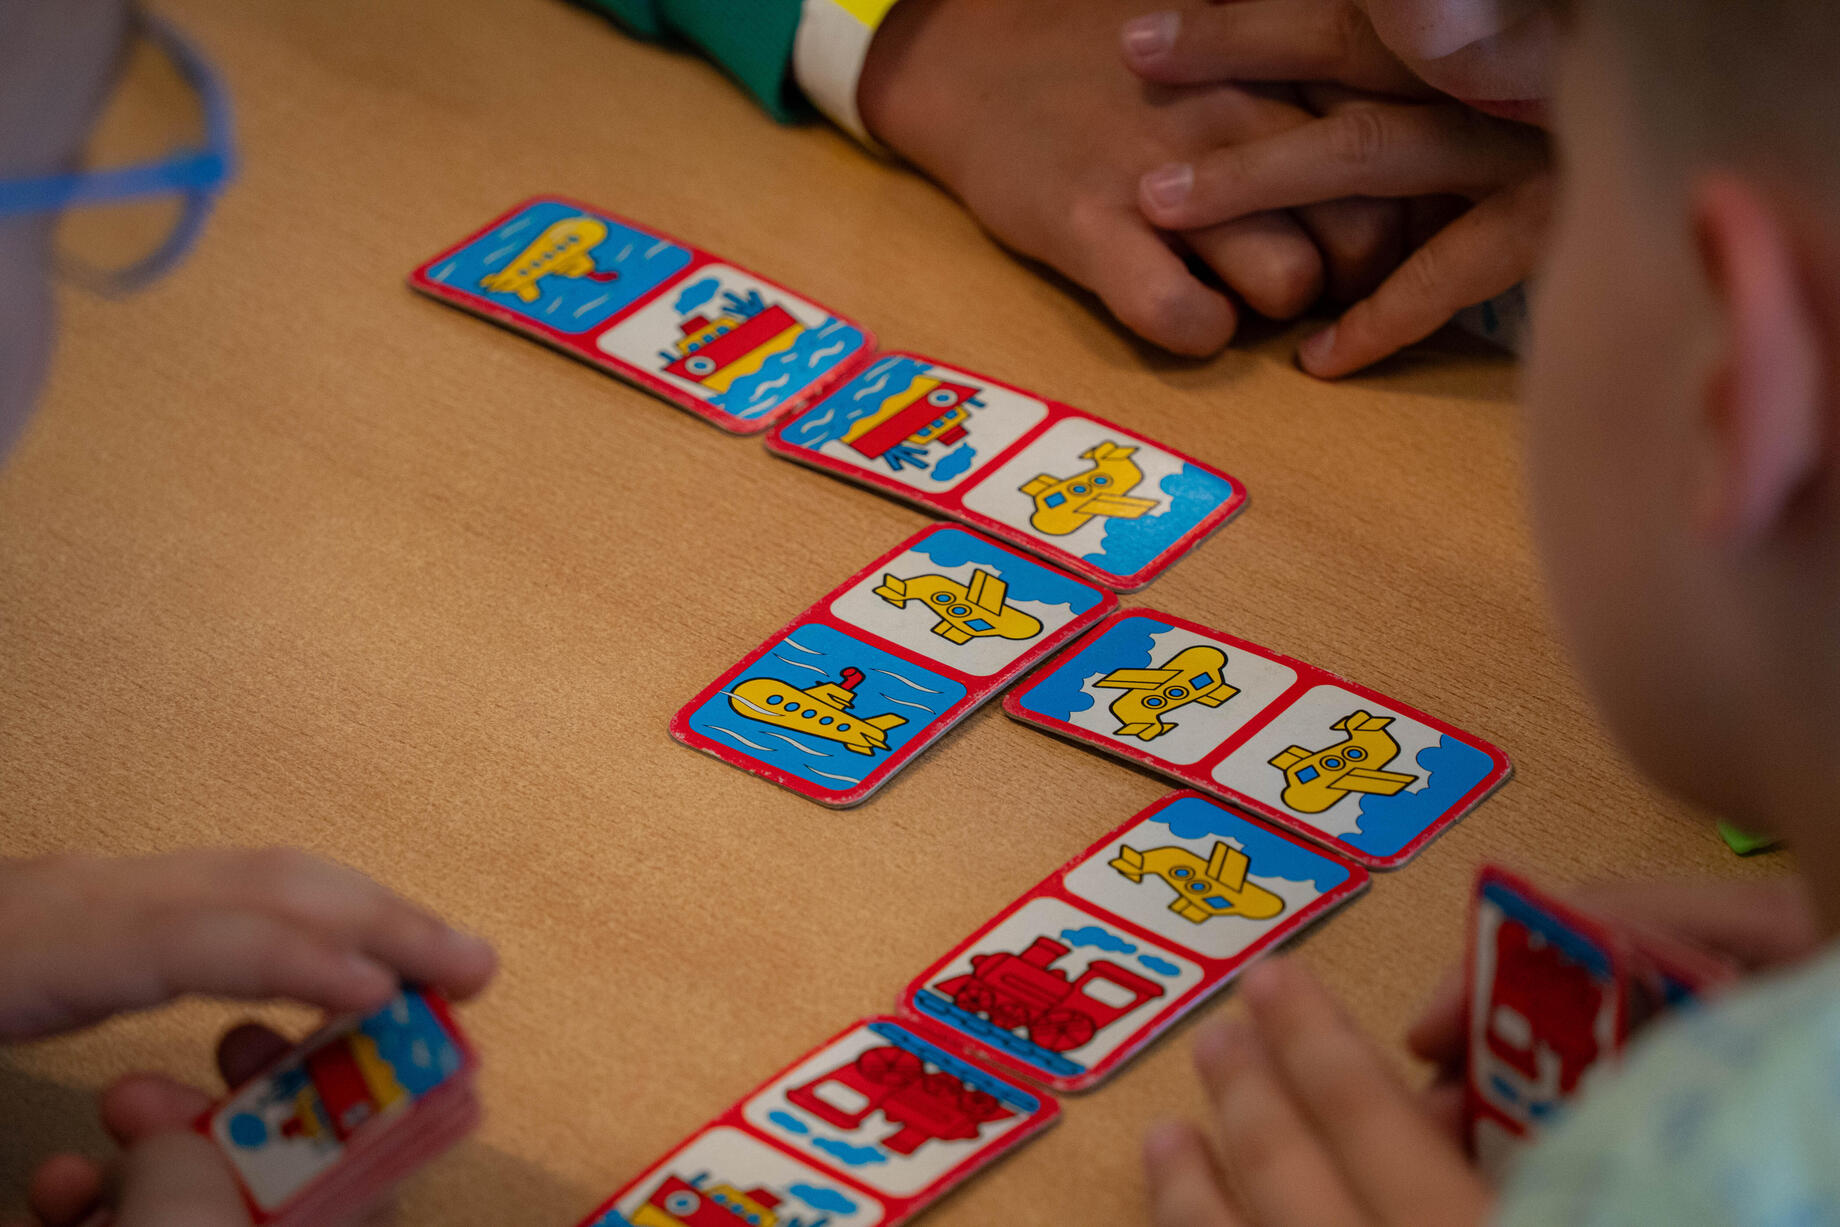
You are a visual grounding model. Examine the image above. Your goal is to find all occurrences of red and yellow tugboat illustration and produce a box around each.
[662,289,805,393]
[1268,710,1419,813]
[478,217,620,302]
[278,1032,409,1145]
[842,374,984,472]
[1020,442,1160,535]
[874,568,1042,644]
[727,666,907,756]
[1109,841,1286,922]
[631,1174,781,1227]
[1094,644,1238,741]
[933,936,1164,1053]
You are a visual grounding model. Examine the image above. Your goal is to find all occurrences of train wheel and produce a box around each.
[858,1046,926,1087]
[1030,1009,1096,1052]
[953,983,997,1016]
[990,1002,1032,1031]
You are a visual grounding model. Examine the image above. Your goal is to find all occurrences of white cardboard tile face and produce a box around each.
[593,264,867,424]
[1061,797,1353,962]
[907,898,1202,1082]
[739,1021,1043,1200]
[828,529,1105,677]
[1050,622,1298,765]
[591,1126,887,1227]
[1211,684,1497,862]
[777,355,1050,493]
[960,418,1187,559]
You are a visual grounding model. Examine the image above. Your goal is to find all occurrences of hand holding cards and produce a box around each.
[1464,867,1736,1178]
[195,988,479,1226]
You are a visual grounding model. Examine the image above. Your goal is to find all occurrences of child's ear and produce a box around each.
[1690,174,1825,546]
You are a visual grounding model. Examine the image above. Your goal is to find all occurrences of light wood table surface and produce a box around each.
[0,0,1779,1222]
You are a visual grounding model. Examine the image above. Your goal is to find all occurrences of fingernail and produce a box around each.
[1142,162,1193,212]
[443,926,494,962]
[1298,324,1338,373]
[1122,11,1179,61]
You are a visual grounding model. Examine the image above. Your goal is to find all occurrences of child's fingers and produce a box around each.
[1142,1119,1246,1227]
[215,1022,293,1088]
[142,908,402,1015]
[1191,1017,1370,1227]
[1181,212,1325,321]
[1294,197,1407,304]
[1121,1,1431,97]
[26,1153,106,1227]
[1404,967,1466,1070]
[1569,878,1817,969]
[1298,177,1550,378]
[1065,209,1239,356]
[196,849,497,1002]
[113,1131,249,1227]
[1242,960,1489,1226]
[99,1075,217,1145]
[1139,106,1547,232]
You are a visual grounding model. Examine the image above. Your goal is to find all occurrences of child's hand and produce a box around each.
[1144,959,1491,1227]
[22,1023,390,1227]
[858,0,1409,356]
[1406,875,1819,1124]
[1123,0,1552,377]
[0,848,497,1043]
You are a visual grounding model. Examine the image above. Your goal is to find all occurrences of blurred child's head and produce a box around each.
[1351,0,1555,119]
[1526,0,1840,838]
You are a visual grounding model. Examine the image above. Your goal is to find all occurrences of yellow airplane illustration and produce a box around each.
[1109,840,1286,922]
[478,217,620,302]
[1095,645,1238,741]
[873,568,1043,644]
[1020,442,1161,535]
[1269,710,1419,813]
[728,666,906,756]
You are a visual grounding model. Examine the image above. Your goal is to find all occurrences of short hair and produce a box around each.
[1588,0,1840,194]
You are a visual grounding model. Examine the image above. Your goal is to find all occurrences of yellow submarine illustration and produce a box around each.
[728,666,906,756]
[1094,645,1238,741]
[874,568,1043,644]
[1020,442,1161,536]
[1269,710,1419,813]
[1110,840,1286,922]
[478,217,619,302]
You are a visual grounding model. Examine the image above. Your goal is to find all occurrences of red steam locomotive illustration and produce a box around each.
[1485,917,1606,1096]
[786,1044,1014,1156]
[933,936,1165,1053]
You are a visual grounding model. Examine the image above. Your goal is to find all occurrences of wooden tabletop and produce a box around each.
[0,0,1778,1222]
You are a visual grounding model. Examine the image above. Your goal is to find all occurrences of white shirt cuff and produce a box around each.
[794,0,902,149]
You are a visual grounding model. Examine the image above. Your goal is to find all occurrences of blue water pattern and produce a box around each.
[1138,953,1182,976]
[1344,735,1495,858]
[1015,614,1171,724]
[687,621,966,794]
[1083,463,1237,575]
[865,1021,1042,1112]
[426,200,691,334]
[909,527,1105,613]
[812,1138,888,1167]
[1157,795,1353,892]
[779,354,977,477]
[706,315,867,422]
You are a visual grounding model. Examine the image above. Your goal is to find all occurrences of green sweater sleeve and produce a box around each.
[581,0,809,122]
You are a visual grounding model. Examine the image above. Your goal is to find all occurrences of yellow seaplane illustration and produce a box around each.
[1020,442,1161,535]
[728,666,906,756]
[477,217,619,302]
[1109,840,1286,922]
[1269,710,1419,813]
[1095,645,1238,741]
[874,568,1043,644]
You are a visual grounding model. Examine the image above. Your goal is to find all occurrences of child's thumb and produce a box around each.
[113,1132,250,1227]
